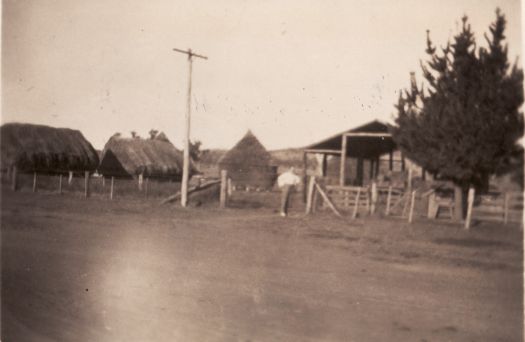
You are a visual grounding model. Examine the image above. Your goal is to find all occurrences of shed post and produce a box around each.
[401,153,406,171]
[375,156,380,178]
[110,176,114,200]
[339,135,347,186]
[11,166,17,191]
[32,172,37,193]
[369,159,374,180]
[58,174,63,194]
[321,154,327,177]
[220,170,228,208]
[356,158,364,186]
[84,171,90,198]
[389,151,394,171]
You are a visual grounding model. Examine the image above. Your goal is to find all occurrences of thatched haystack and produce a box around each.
[0,123,99,173]
[98,132,196,180]
[218,130,277,189]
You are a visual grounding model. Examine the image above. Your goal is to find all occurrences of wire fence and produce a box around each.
[0,171,186,200]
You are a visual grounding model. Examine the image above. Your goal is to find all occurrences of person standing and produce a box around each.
[277,167,301,217]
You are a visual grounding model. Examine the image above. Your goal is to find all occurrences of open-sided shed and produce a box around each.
[304,120,399,186]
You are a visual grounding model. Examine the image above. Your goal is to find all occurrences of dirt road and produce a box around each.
[2,191,523,341]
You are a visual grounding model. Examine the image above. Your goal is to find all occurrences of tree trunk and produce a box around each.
[454,184,463,222]
[479,173,490,194]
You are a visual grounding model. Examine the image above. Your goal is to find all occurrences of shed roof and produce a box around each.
[0,123,99,172]
[305,120,396,158]
[218,130,274,167]
[98,132,196,178]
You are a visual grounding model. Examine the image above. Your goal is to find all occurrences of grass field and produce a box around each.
[1,189,523,341]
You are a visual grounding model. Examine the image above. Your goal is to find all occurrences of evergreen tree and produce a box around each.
[189,140,202,161]
[391,10,523,219]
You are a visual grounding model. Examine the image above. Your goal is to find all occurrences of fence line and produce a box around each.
[0,171,189,200]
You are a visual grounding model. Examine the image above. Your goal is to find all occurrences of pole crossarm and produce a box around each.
[173,48,208,60]
[343,132,392,138]
[342,132,392,138]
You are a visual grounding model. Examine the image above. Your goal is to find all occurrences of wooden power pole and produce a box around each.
[172,47,208,207]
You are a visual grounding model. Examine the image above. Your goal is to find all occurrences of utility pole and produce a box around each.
[172,47,208,207]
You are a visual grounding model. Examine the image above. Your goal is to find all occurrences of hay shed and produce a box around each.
[0,123,99,173]
[218,130,277,189]
[98,132,195,180]
[304,120,398,186]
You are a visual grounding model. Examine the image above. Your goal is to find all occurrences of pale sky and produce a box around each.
[2,0,522,150]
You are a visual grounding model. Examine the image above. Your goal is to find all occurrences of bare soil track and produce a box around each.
[1,190,523,341]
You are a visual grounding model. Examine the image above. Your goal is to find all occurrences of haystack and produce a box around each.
[218,130,277,189]
[98,132,196,180]
[0,123,99,173]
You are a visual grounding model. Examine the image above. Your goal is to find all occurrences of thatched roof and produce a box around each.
[218,131,276,188]
[218,130,273,167]
[0,123,99,173]
[98,132,196,179]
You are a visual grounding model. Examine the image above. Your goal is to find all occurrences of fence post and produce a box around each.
[220,170,228,208]
[32,171,37,193]
[11,166,18,191]
[110,176,114,200]
[227,178,232,196]
[138,173,143,191]
[312,184,319,213]
[84,171,90,198]
[352,188,361,219]
[385,186,392,216]
[305,176,316,214]
[427,192,435,219]
[58,174,63,194]
[370,181,377,214]
[465,187,475,230]
[68,171,73,185]
[408,190,416,223]
[503,192,509,224]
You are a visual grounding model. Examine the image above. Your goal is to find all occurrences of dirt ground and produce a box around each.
[1,190,523,341]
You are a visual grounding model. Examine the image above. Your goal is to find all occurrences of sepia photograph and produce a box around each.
[1,0,524,341]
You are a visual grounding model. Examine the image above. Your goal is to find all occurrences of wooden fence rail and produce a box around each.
[470,191,523,225]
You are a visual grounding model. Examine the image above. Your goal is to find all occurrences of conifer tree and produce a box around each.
[391,10,523,219]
